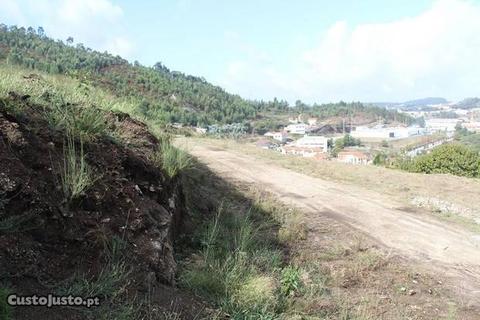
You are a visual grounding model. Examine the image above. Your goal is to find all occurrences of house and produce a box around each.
[463,121,480,132]
[350,125,426,139]
[425,119,459,134]
[285,123,307,135]
[280,135,328,157]
[281,146,325,158]
[337,150,370,165]
[295,135,328,152]
[264,131,288,142]
[272,131,288,143]
[263,131,275,137]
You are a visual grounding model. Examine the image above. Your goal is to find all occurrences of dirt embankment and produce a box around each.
[0,96,194,318]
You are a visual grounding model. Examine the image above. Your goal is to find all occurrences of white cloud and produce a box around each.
[221,0,480,102]
[58,0,123,23]
[104,36,133,57]
[1,0,27,25]
[0,0,134,59]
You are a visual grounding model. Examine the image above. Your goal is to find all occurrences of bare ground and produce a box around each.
[185,140,480,314]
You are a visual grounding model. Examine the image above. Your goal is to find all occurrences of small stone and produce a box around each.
[400,287,407,293]
[408,290,416,296]
[134,185,143,195]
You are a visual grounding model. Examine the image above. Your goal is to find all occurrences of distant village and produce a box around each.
[253,100,480,165]
[169,98,480,165]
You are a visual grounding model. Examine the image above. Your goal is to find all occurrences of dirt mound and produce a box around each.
[0,96,197,318]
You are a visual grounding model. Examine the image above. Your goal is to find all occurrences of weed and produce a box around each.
[61,260,131,300]
[46,102,108,141]
[150,141,192,178]
[280,266,301,297]
[59,135,95,204]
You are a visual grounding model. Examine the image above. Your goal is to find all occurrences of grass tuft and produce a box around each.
[46,102,108,141]
[150,142,192,179]
[59,135,95,204]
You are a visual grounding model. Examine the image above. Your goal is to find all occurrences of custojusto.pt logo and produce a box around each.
[7,294,100,308]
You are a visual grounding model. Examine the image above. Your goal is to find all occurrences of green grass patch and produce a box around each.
[150,141,193,179]
[179,207,285,318]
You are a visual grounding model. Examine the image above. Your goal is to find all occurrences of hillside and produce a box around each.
[0,24,258,126]
[372,97,448,110]
[454,97,480,109]
[0,25,412,128]
[0,68,209,318]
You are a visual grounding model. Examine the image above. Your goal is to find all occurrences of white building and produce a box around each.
[280,135,329,157]
[307,118,318,126]
[337,150,370,165]
[285,123,307,135]
[273,131,288,143]
[425,119,459,134]
[294,135,328,152]
[462,121,480,132]
[351,125,426,140]
[264,131,288,142]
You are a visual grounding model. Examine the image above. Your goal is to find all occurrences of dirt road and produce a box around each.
[188,142,480,305]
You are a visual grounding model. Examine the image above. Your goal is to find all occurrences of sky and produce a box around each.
[1,0,480,103]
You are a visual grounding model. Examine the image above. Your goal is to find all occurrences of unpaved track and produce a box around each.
[189,143,480,305]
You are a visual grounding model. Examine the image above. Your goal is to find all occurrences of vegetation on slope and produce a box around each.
[1,24,413,128]
[397,144,480,177]
[0,61,202,319]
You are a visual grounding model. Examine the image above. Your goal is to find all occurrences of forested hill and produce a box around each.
[0,24,264,125]
[0,24,412,127]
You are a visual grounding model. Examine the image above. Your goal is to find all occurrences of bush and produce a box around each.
[406,144,480,177]
[373,152,388,166]
[332,134,361,156]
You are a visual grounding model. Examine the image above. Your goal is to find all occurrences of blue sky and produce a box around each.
[1,0,480,103]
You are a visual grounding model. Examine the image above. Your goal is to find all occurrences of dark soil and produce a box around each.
[0,96,208,319]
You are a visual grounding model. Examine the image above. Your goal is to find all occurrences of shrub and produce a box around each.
[332,134,361,156]
[406,144,480,177]
[373,152,388,166]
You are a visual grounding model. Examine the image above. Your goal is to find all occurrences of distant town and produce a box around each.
[251,97,480,165]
